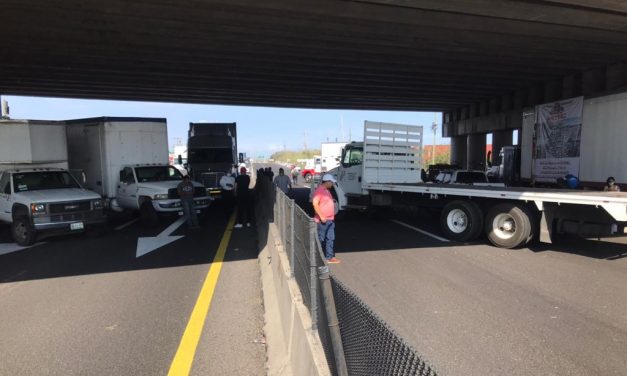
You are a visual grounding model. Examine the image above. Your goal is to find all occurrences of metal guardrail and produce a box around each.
[256,175,437,376]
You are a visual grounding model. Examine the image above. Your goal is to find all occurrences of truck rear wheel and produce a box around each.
[440,200,483,242]
[12,216,36,246]
[485,203,532,249]
[139,201,159,227]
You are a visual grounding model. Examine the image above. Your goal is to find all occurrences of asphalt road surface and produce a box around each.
[325,204,627,375]
[0,193,265,375]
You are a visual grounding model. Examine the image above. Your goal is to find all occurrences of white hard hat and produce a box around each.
[322,173,337,183]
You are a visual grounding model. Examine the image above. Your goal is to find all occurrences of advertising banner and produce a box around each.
[533,97,583,182]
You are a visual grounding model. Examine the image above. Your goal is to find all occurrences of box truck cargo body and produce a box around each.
[0,119,105,245]
[66,117,169,198]
[66,117,211,225]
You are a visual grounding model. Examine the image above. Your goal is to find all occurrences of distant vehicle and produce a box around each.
[186,122,238,199]
[320,142,347,173]
[66,117,211,226]
[0,119,105,245]
[301,156,321,183]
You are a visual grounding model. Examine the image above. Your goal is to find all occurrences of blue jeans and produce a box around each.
[317,221,335,259]
[181,198,199,227]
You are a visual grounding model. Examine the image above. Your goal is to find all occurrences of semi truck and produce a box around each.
[186,122,238,199]
[0,119,106,245]
[329,121,627,249]
[65,117,211,226]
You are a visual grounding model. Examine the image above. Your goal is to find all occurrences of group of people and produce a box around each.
[176,164,342,265]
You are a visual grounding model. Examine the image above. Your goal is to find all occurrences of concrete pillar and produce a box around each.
[467,133,486,170]
[450,136,467,168]
[491,130,513,164]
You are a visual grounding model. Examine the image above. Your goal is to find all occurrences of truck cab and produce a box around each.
[0,168,106,246]
[115,164,211,226]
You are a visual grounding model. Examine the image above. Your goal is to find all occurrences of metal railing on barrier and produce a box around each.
[258,176,438,376]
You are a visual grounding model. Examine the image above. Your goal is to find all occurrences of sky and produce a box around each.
[2,95,448,158]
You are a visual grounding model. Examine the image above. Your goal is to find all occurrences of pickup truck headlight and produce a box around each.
[153,194,169,200]
[31,203,46,215]
[92,199,103,209]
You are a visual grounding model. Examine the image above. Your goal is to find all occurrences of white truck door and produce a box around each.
[337,145,364,195]
[0,173,12,222]
[116,167,139,209]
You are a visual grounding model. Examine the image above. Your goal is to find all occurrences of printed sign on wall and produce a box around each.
[533,96,583,182]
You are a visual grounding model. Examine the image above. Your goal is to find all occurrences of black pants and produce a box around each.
[236,194,252,224]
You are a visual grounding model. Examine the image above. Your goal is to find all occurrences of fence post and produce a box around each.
[309,220,318,330]
[318,265,348,376]
[290,199,295,278]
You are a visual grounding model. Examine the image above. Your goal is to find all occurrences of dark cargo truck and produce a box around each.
[186,122,237,199]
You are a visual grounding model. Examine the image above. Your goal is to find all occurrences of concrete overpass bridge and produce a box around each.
[2,0,627,166]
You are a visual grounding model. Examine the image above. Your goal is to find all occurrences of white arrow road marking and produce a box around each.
[0,242,46,256]
[136,217,186,258]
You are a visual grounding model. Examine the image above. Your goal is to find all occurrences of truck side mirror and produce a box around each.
[4,185,10,194]
[120,171,125,182]
[178,155,183,165]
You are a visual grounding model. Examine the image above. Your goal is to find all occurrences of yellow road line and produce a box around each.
[167,211,237,376]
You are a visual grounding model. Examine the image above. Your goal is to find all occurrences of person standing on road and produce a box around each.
[234,167,252,228]
[274,168,292,194]
[312,174,340,264]
[177,175,199,229]
[291,167,299,185]
[604,176,621,192]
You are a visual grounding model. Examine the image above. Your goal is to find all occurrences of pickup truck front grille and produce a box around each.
[50,211,101,222]
[167,187,207,199]
[49,201,91,214]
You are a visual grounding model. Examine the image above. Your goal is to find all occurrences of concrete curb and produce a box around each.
[260,223,331,376]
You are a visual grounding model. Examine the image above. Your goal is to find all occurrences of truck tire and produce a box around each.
[485,203,532,249]
[440,200,483,242]
[139,201,159,227]
[304,173,313,183]
[12,216,36,246]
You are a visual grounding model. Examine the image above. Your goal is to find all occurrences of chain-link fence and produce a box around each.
[255,174,438,375]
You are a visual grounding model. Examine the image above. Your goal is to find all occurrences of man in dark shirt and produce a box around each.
[177,175,199,229]
[234,167,251,228]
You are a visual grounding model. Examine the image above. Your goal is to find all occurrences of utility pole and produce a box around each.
[303,131,308,150]
[431,113,438,166]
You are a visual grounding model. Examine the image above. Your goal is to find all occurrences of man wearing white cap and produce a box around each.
[312,174,340,264]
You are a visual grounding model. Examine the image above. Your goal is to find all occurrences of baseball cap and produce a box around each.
[322,173,337,183]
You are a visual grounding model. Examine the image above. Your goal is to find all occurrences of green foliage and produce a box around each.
[270,149,320,164]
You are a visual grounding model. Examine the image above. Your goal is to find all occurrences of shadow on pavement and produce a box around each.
[0,199,264,284]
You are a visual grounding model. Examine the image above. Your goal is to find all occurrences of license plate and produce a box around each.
[70,222,84,231]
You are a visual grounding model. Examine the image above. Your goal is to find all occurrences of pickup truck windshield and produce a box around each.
[12,171,81,192]
[188,148,233,163]
[135,166,182,182]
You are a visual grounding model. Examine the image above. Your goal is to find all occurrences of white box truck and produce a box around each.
[328,121,627,248]
[65,117,211,226]
[320,142,347,173]
[0,119,106,245]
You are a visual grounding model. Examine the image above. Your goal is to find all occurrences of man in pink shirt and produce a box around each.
[312,174,340,264]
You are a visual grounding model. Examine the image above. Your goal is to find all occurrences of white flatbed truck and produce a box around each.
[332,121,627,248]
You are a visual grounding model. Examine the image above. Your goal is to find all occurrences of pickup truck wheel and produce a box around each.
[440,201,483,242]
[12,216,36,246]
[304,173,313,183]
[485,203,532,249]
[139,201,159,227]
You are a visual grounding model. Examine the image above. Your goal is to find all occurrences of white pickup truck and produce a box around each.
[115,164,211,226]
[0,168,106,246]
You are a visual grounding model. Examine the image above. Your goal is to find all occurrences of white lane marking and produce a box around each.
[390,219,450,242]
[0,242,46,256]
[114,218,139,231]
[136,217,186,258]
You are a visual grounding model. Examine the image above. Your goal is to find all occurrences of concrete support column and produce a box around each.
[450,136,467,168]
[467,133,486,170]
[491,130,513,164]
